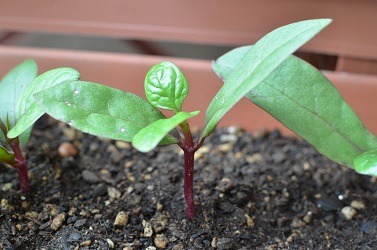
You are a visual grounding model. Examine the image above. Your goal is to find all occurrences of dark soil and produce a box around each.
[1,116,377,250]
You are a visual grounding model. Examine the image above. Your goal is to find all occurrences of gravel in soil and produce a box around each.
[1,116,377,249]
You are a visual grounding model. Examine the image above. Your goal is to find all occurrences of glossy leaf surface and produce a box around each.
[353,149,377,176]
[8,68,80,140]
[35,80,177,144]
[202,19,332,138]
[213,46,377,168]
[145,61,188,112]
[133,111,199,152]
[0,60,38,128]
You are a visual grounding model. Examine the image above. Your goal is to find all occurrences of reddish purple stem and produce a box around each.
[183,148,195,219]
[179,120,204,220]
[9,139,30,193]
[16,160,30,193]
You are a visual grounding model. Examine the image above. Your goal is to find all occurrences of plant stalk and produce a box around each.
[183,148,195,220]
[9,139,30,193]
[16,160,29,193]
[179,120,197,220]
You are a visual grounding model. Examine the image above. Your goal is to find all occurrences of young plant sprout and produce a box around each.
[0,60,38,192]
[12,19,377,220]
[0,61,80,192]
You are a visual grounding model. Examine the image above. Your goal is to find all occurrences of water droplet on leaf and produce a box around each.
[117,127,126,133]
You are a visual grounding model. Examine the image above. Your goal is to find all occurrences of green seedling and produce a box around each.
[28,19,336,219]
[0,60,80,192]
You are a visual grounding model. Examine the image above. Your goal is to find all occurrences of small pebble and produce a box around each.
[106,238,115,249]
[114,211,129,227]
[303,212,312,224]
[286,233,298,243]
[115,141,131,149]
[341,206,357,220]
[217,143,233,153]
[2,183,13,191]
[217,177,234,192]
[80,240,91,247]
[246,153,264,164]
[151,213,168,233]
[107,187,121,201]
[82,170,99,184]
[245,214,254,228]
[51,213,66,231]
[25,211,38,219]
[211,237,217,248]
[350,200,366,210]
[58,142,78,158]
[303,162,310,170]
[154,234,168,249]
[291,218,306,228]
[142,220,153,237]
[219,134,238,142]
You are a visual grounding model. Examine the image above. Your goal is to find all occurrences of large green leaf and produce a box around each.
[132,111,199,152]
[34,80,177,143]
[201,19,332,139]
[145,61,188,112]
[8,68,80,141]
[0,60,38,128]
[212,45,377,168]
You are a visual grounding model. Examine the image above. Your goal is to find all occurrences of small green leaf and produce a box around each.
[145,61,188,112]
[354,149,377,176]
[213,45,377,169]
[8,68,80,141]
[0,145,16,165]
[0,60,38,127]
[132,111,199,153]
[202,19,332,139]
[35,80,177,143]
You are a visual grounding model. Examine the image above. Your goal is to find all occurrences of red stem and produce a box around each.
[9,139,30,193]
[183,148,195,220]
[179,120,205,220]
[16,160,29,193]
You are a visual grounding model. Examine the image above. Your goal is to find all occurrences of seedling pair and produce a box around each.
[2,19,377,220]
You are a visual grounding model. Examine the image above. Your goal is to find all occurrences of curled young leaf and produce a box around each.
[353,149,377,176]
[202,19,332,139]
[34,80,177,144]
[132,111,199,153]
[145,61,188,112]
